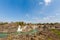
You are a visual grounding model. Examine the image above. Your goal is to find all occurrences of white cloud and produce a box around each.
[44,0,51,6]
[39,2,43,5]
[24,14,60,23]
[43,16,56,20]
[25,15,60,23]
[43,17,49,20]
[32,17,39,20]
[56,13,60,16]
[25,14,30,18]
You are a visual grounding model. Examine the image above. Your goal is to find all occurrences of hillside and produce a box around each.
[0,22,60,40]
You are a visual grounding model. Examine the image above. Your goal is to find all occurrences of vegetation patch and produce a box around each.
[50,29,60,37]
[48,37,52,40]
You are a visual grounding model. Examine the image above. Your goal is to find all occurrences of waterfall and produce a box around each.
[17,25,22,32]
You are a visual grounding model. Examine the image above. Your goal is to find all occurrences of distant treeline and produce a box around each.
[0,22,8,25]
[0,22,60,25]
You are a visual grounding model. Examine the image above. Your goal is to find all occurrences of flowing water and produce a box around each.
[0,33,8,38]
[0,25,38,38]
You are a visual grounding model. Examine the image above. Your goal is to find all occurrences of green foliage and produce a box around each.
[0,22,8,25]
[15,22,26,26]
[48,37,52,40]
[51,29,60,37]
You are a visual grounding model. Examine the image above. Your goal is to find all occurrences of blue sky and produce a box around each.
[0,0,60,23]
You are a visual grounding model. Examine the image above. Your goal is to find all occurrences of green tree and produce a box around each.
[15,22,26,26]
